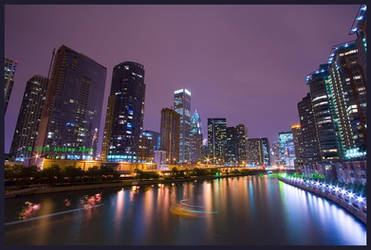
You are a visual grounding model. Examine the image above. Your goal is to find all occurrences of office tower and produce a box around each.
[160,108,180,164]
[208,118,226,164]
[291,123,304,169]
[247,138,263,166]
[306,64,340,160]
[349,4,367,81]
[201,144,209,163]
[174,88,191,163]
[225,127,238,165]
[138,130,160,162]
[10,75,48,162]
[298,93,321,164]
[102,61,145,162]
[236,124,247,164]
[189,109,202,163]
[278,131,295,167]
[4,58,18,113]
[35,45,106,160]
[270,141,281,165]
[327,42,367,159]
[261,137,271,166]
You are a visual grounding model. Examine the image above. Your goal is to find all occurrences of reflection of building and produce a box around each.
[291,123,303,170]
[174,88,191,163]
[102,61,145,163]
[4,58,18,114]
[189,109,202,163]
[138,130,160,162]
[236,124,247,164]
[278,131,295,168]
[225,127,238,165]
[207,118,226,164]
[10,75,48,162]
[247,138,268,166]
[160,108,180,164]
[35,45,106,160]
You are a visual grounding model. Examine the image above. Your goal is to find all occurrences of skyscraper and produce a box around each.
[35,45,107,160]
[298,93,321,164]
[189,109,202,163]
[327,42,367,159]
[10,75,48,162]
[261,137,271,166]
[306,64,340,160]
[160,108,180,164]
[270,141,281,165]
[174,88,191,163]
[102,61,145,162]
[247,138,263,166]
[278,131,295,168]
[208,118,226,164]
[236,124,248,164]
[138,130,160,162]
[4,58,18,114]
[291,123,304,170]
[225,127,238,165]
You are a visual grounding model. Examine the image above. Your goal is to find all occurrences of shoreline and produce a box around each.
[279,177,366,225]
[5,173,251,199]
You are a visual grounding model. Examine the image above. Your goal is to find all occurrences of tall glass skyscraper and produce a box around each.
[102,61,145,162]
[35,45,107,160]
[236,124,248,164]
[207,118,226,164]
[174,88,191,163]
[225,127,238,165]
[10,75,48,161]
[189,109,202,163]
[4,58,18,114]
[278,131,295,168]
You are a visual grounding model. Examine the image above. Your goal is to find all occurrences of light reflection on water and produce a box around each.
[4,176,367,245]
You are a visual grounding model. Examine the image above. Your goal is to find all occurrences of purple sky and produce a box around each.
[5,5,359,154]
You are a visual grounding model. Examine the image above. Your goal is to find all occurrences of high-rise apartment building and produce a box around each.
[247,138,263,166]
[270,141,281,165]
[278,131,295,168]
[236,124,247,164]
[174,88,191,163]
[306,64,340,160]
[291,123,304,169]
[102,61,145,162]
[4,58,18,113]
[225,127,238,165]
[261,137,271,166]
[10,75,48,161]
[138,130,160,162]
[160,108,180,164]
[189,109,202,163]
[35,45,106,160]
[208,118,226,164]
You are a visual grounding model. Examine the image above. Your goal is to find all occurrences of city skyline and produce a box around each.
[4,5,360,154]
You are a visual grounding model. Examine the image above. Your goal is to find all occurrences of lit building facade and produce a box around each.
[306,64,340,161]
[10,75,48,162]
[35,45,106,160]
[225,127,238,165]
[174,88,191,163]
[138,130,160,162]
[291,123,304,170]
[270,141,281,165]
[278,131,295,168]
[189,109,202,163]
[236,124,248,164]
[160,108,180,164]
[4,58,18,114]
[102,61,145,162]
[207,118,226,164]
[247,138,263,166]
[261,137,271,166]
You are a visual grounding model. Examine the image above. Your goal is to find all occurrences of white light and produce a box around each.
[361,5,367,11]
[357,197,364,202]
[335,187,340,192]
[341,189,346,194]
[348,193,354,198]
[357,16,364,21]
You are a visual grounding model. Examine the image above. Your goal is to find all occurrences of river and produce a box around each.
[4,175,367,245]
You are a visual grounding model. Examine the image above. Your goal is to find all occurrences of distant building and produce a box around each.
[247,138,263,166]
[4,58,18,114]
[154,150,168,170]
[138,130,160,162]
[174,88,191,163]
[236,124,248,164]
[34,45,106,160]
[291,123,303,170]
[225,127,238,165]
[10,75,48,162]
[261,137,271,166]
[270,141,281,165]
[201,144,209,163]
[278,131,295,168]
[160,108,180,164]
[189,109,202,163]
[208,118,226,164]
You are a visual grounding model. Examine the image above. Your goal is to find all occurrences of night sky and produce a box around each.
[4,5,360,154]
